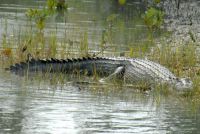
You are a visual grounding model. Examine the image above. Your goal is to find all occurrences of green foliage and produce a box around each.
[154,0,161,4]
[143,7,164,30]
[47,0,57,11]
[25,0,68,31]
[47,0,68,12]
[118,0,126,5]
[129,48,134,57]
[26,9,42,19]
[26,9,48,31]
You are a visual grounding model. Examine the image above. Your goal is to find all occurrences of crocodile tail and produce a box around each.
[6,58,64,72]
[5,57,102,72]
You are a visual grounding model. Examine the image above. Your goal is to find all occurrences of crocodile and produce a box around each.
[6,57,193,90]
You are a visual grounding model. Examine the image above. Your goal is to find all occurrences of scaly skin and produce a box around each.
[6,57,193,90]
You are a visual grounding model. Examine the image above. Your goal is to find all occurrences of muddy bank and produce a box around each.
[159,0,200,43]
[145,0,200,62]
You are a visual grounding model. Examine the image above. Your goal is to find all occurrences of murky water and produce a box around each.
[0,0,148,52]
[1,0,200,134]
[1,70,200,134]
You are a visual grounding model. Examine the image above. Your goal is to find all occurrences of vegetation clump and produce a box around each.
[26,0,68,31]
[143,7,164,31]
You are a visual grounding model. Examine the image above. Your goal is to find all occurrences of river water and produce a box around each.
[0,0,200,134]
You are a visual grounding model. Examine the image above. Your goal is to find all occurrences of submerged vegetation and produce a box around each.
[0,0,200,105]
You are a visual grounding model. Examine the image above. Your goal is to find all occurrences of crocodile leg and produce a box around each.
[99,66,125,82]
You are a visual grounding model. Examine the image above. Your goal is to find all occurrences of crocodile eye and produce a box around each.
[175,78,181,82]
[172,77,176,80]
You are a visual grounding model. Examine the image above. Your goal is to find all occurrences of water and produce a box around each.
[1,70,200,134]
[0,0,149,53]
[0,0,200,134]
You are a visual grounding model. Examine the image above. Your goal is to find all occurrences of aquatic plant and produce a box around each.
[46,32,57,58]
[47,0,57,11]
[143,7,164,31]
[118,0,126,5]
[26,0,68,31]
[26,9,47,31]
[80,32,89,57]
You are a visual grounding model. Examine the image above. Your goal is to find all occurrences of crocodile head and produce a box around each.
[174,78,193,91]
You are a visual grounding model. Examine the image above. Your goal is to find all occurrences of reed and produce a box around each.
[79,32,89,57]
